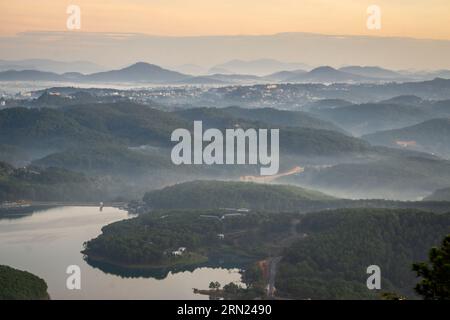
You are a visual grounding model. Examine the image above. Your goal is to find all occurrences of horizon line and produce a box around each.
[6,30,450,43]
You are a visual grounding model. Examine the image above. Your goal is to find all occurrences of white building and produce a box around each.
[172,247,187,256]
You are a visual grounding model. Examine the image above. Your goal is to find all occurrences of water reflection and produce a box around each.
[0,206,243,299]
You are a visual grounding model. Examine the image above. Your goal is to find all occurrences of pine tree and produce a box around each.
[413,235,450,300]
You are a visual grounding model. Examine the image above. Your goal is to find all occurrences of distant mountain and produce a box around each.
[429,99,450,117]
[0,59,104,74]
[339,66,402,79]
[0,61,447,86]
[208,74,263,83]
[178,73,262,85]
[287,66,371,83]
[0,70,63,81]
[400,69,450,80]
[207,66,232,74]
[221,106,345,133]
[304,99,353,111]
[210,59,309,76]
[0,62,190,83]
[363,118,450,158]
[297,155,450,200]
[380,95,425,106]
[264,70,306,81]
[313,102,433,135]
[424,187,450,201]
[427,70,450,79]
[5,32,450,71]
[170,64,208,75]
[177,76,230,85]
[85,62,189,83]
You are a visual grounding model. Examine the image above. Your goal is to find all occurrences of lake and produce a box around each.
[0,206,243,299]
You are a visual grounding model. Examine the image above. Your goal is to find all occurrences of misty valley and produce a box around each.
[171,121,279,175]
[1,61,450,301]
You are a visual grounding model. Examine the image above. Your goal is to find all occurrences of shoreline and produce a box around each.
[83,252,209,272]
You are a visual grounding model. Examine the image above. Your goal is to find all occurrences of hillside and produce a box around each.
[143,180,335,211]
[429,100,450,117]
[0,161,111,202]
[264,70,306,82]
[33,144,171,176]
[304,99,353,111]
[84,62,188,83]
[288,66,370,83]
[0,62,189,83]
[276,209,450,299]
[0,265,49,300]
[175,107,368,156]
[63,102,188,146]
[314,103,433,135]
[221,106,345,132]
[0,107,111,150]
[339,66,402,79]
[0,70,63,81]
[296,156,450,200]
[83,205,450,299]
[279,127,369,156]
[0,103,188,152]
[0,58,103,74]
[380,95,425,106]
[209,59,308,76]
[363,118,450,158]
[424,187,450,201]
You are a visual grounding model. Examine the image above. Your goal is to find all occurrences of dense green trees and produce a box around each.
[83,210,223,266]
[363,118,450,158]
[413,235,450,300]
[142,180,450,214]
[0,161,112,202]
[83,206,450,300]
[276,209,450,299]
[0,265,49,300]
[83,210,295,268]
[143,180,334,211]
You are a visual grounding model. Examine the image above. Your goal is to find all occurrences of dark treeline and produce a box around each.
[0,265,49,300]
[143,180,450,213]
[83,206,450,299]
[277,209,450,299]
[83,209,295,269]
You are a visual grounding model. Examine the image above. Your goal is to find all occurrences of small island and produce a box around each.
[0,265,49,300]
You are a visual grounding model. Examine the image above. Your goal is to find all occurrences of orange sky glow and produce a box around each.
[1,0,449,40]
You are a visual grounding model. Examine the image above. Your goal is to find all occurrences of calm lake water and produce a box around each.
[0,206,243,299]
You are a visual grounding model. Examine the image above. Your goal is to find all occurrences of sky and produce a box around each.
[1,0,450,40]
[1,1,450,70]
